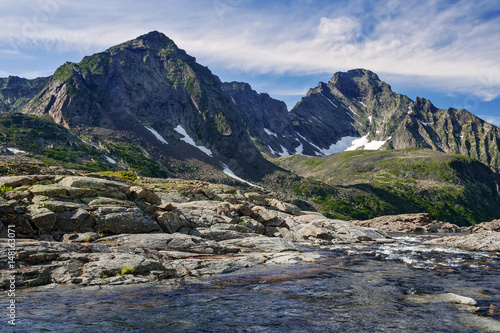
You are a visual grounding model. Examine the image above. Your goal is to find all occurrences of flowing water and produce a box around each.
[8,235,500,332]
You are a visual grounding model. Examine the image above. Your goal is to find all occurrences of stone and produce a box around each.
[197,228,247,241]
[61,232,100,243]
[156,211,188,233]
[97,233,223,254]
[0,175,35,188]
[54,208,94,232]
[85,197,137,209]
[406,293,477,306]
[266,198,302,215]
[350,213,461,233]
[422,231,500,252]
[81,253,174,280]
[58,176,130,200]
[29,184,70,198]
[466,220,500,233]
[129,186,161,204]
[0,197,15,214]
[27,205,56,233]
[244,192,267,205]
[36,199,89,213]
[51,259,86,284]
[96,212,161,234]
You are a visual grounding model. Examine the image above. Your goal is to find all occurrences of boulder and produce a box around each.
[129,186,161,205]
[85,197,137,209]
[266,198,302,215]
[29,184,70,198]
[421,231,500,252]
[54,208,94,232]
[27,205,56,233]
[81,252,174,280]
[350,213,461,233]
[197,228,247,241]
[0,176,36,188]
[97,233,223,254]
[156,211,188,233]
[96,212,161,234]
[61,232,100,243]
[466,220,500,233]
[58,176,130,199]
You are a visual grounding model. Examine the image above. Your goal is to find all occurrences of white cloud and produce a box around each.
[0,0,499,101]
[478,115,500,127]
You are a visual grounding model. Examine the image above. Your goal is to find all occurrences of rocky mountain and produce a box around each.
[0,76,50,112]
[287,69,500,172]
[18,31,279,181]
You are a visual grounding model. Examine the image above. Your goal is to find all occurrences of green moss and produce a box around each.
[0,185,13,193]
[120,266,135,275]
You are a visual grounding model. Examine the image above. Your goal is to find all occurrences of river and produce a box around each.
[9,235,500,332]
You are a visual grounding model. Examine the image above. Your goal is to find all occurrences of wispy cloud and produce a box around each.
[0,0,499,101]
[478,115,500,127]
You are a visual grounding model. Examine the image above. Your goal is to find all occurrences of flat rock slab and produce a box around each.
[422,231,500,252]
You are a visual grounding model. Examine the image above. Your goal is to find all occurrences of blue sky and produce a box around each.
[0,0,499,125]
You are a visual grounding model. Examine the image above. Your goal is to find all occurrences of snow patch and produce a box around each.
[278,145,289,157]
[221,163,263,188]
[316,136,359,155]
[145,126,168,144]
[368,116,372,123]
[294,139,304,154]
[346,135,391,151]
[359,101,367,107]
[174,125,213,157]
[348,106,358,115]
[460,135,464,140]
[417,119,429,127]
[322,94,338,107]
[105,155,117,164]
[264,128,278,137]
[6,147,26,154]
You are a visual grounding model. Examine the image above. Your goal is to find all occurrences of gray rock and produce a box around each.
[156,211,188,233]
[27,205,56,233]
[54,208,94,232]
[266,198,302,215]
[96,212,161,234]
[85,197,137,209]
[97,233,223,254]
[58,176,130,200]
[61,232,100,243]
[197,228,248,241]
[422,231,500,252]
[129,186,161,204]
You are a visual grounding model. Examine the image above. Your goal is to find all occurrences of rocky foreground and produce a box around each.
[1,174,498,289]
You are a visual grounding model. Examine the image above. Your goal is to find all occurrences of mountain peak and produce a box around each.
[136,30,172,44]
[108,30,179,55]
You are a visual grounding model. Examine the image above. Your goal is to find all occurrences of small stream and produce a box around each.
[8,235,500,332]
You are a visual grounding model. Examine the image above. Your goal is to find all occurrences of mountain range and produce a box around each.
[1,31,500,224]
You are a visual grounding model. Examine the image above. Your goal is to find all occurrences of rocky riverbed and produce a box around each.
[1,174,499,289]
